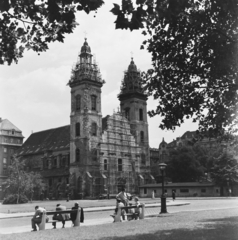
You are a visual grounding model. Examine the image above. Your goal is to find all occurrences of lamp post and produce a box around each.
[159,163,167,214]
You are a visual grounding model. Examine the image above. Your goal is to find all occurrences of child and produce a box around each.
[127,203,135,221]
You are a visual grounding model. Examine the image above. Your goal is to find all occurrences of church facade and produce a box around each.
[17,39,157,200]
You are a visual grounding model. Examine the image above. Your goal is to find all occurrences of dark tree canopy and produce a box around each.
[166,146,204,182]
[210,151,238,186]
[1,0,238,133]
[0,0,104,65]
[112,0,238,135]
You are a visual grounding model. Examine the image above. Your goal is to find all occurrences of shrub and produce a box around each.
[2,194,28,204]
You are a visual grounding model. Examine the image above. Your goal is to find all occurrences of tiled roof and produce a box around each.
[0,119,22,133]
[139,182,215,188]
[181,131,197,139]
[19,125,70,155]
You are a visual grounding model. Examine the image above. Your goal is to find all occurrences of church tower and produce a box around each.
[118,58,150,168]
[68,39,104,197]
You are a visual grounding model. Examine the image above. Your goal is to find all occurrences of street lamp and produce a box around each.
[159,163,167,214]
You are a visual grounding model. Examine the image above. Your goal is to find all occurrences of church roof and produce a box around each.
[118,58,146,98]
[80,38,91,54]
[128,58,137,72]
[0,118,22,132]
[18,125,70,155]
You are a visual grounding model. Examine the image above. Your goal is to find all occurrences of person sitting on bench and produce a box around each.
[134,196,141,220]
[116,187,131,207]
[127,203,135,221]
[31,206,46,232]
[52,204,69,229]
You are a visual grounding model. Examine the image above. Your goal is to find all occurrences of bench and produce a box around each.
[38,209,81,230]
[112,204,145,223]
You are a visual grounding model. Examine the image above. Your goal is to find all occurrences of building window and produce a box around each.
[139,108,143,121]
[180,189,189,193]
[3,158,7,169]
[4,148,7,153]
[144,188,147,194]
[76,95,81,111]
[53,157,57,167]
[49,178,52,187]
[140,131,144,143]
[118,158,123,171]
[75,148,80,162]
[61,157,65,167]
[45,159,49,169]
[201,189,206,193]
[91,122,97,136]
[141,153,146,164]
[91,95,97,111]
[12,130,15,135]
[58,178,62,183]
[104,159,108,170]
[76,122,80,137]
[92,148,97,161]
[125,108,130,120]
[66,178,69,184]
[66,154,70,166]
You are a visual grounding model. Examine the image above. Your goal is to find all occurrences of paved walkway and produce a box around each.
[0,201,190,234]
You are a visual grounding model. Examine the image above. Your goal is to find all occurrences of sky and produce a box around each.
[0,1,198,148]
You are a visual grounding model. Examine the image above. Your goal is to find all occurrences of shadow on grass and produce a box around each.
[100,216,238,240]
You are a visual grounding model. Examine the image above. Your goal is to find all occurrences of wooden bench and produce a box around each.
[38,209,81,230]
[112,204,145,223]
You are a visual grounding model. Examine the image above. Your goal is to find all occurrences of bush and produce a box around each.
[2,194,28,204]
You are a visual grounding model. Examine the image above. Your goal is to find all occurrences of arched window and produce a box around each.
[75,95,81,111]
[91,95,97,111]
[104,159,108,170]
[139,108,143,121]
[140,131,144,143]
[125,108,130,120]
[92,148,97,161]
[91,122,97,136]
[118,158,122,171]
[75,122,80,137]
[75,148,80,162]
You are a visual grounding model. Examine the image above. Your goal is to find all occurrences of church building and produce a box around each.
[18,39,157,199]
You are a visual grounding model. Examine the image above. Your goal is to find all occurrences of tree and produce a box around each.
[1,1,238,133]
[166,146,204,182]
[3,156,45,203]
[0,0,104,65]
[111,0,238,135]
[210,151,238,192]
